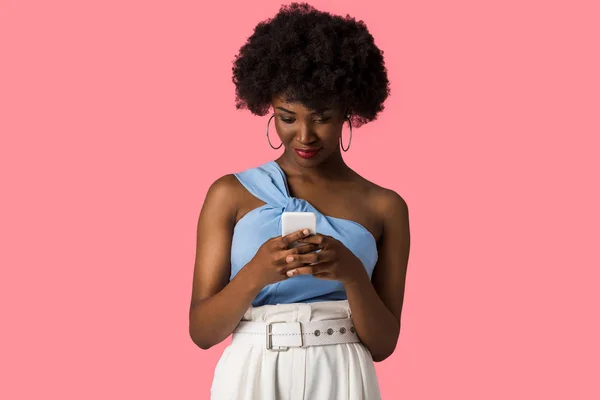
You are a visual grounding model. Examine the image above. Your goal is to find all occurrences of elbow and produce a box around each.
[372,354,388,363]
[371,347,395,363]
[189,331,214,350]
[371,331,400,362]
[198,342,214,350]
[189,305,217,350]
[189,324,216,350]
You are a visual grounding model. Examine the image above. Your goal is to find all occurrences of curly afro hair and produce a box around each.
[231,2,390,128]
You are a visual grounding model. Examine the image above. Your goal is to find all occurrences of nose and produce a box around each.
[295,122,318,144]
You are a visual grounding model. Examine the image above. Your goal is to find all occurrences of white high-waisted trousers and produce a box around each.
[209,299,382,400]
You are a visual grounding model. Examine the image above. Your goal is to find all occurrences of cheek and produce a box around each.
[273,121,291,135]
[322,128,342,144]
[276,126,295,142]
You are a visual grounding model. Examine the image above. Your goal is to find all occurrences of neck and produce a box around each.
[276,147,350,180]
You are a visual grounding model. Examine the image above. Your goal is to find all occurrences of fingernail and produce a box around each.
[287,270,296,277]
[303,229,309,235]
[286,256,294,263]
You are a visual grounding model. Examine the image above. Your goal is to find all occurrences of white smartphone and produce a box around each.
[281,211,317,248]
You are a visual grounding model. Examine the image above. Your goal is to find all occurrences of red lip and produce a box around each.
[294,147,321,158]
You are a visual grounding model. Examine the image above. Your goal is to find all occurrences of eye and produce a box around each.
[280,117,295,124]
[315,117,331,124]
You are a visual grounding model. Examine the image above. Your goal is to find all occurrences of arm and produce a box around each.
[344,191,411,362]
[188,175,262,350]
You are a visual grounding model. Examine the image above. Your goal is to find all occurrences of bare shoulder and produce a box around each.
[353,174,409,232]
[375,186,408,216]
[205,173,244,201]
[352,171,407,210]
[207,173,241,196]
[201,173,241,222]
[373,188,408,233]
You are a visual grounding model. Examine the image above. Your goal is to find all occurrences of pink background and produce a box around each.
[1,0,599,398]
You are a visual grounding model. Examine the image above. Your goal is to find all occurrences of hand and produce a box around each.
[244,228,323,289]
[284,233,367,285]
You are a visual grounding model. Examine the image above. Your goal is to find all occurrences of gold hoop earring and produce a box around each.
[340,115,352,152]
[266,114,283,150]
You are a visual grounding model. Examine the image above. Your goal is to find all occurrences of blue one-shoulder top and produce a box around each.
[231,160,378,306]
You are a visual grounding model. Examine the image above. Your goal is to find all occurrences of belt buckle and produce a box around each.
[266,322,303,351]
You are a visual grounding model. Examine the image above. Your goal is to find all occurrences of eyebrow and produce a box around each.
[276,106,331,115]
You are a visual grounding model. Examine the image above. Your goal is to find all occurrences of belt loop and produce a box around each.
[247,305,256,322]
[298,303,311,323]
[294,307,299,324]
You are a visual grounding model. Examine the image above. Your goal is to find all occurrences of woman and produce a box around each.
[189,3,411,399]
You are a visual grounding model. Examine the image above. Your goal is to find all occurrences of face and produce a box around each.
[271,94,347,165]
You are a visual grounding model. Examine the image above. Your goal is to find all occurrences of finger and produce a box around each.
[281,251,321,269]
[296,234,327,246]
[286,262,333,277]
[284,243,322,256]
[286,265,315,277]
[280,228,311,248]
[284,249,333,266]
[298,261,337,278]
[313,269,331,276]
[284,252,319,266]
[283,259,314,270]
[271,244,321,266]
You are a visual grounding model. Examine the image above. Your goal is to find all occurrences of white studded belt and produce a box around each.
[232,318,360,351]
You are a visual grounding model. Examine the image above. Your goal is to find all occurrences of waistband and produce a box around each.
[241,299,352,323]
[233,300,359,351]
